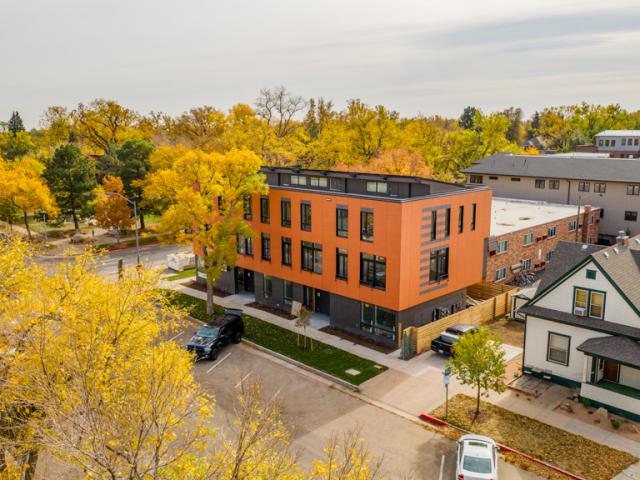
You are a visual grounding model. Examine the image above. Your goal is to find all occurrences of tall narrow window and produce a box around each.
[283,280,293,305]
[243,195,252,220]
[430,210,437,240]
[547,333,570,365]
[360,210,374,242]
[301,241,322,273]
[260,197,270,223]
[429,248,449,283]
[336,248,348,280]
[360,253,386,289]
[458,206,464,233]
[336,207,348,238]
[263,275,273,299]
[445,208,451,237]
[237,235,253,256]
[301,202,312,231]
[260,233,271,261]
[471,203,477,231]
[281,237,291,266]
[281,199,291,227]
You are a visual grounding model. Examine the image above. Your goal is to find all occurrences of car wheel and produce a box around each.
[208,348,219,361]
[232,331,242,344]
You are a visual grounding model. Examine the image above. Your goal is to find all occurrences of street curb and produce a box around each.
[418,414,587,480]
[242,339,361,392]
[97,241,160,252]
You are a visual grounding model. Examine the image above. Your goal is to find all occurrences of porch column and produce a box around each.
[581,355,590,383]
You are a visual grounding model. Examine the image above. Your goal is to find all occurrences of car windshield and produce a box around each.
[195,328,219,338]
[440,332,459,344]
[462,455,492,474]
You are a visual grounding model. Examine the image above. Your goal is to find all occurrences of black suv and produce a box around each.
[430,324,478,356]
[185,308,244,360]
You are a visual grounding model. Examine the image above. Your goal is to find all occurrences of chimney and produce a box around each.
[616,230,629,247]
[581,205,592,243]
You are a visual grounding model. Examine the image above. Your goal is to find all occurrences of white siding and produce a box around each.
[620,366,640,390]
[581,382,640,416]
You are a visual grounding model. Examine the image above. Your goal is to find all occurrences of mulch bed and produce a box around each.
[181,280,232,298]
[319,326,395,354]
[246,302,296,320]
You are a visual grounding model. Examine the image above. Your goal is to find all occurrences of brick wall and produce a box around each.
[486,206,601,283]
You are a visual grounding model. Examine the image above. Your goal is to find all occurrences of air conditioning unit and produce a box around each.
[489,250,496,256]
[574,307,587,317]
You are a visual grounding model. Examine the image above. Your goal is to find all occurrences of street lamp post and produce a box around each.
[106,192,141,266]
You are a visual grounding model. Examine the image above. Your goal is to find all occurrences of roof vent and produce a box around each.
[603,251,610,259]
[580,244,588,251]
[635,238,640,245]
[613,247,619,255]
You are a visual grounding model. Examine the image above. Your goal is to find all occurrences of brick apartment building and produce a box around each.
[198,167,491,347]
[486,198,601,284]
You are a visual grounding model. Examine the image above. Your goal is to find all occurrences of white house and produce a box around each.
[521,232,640,420]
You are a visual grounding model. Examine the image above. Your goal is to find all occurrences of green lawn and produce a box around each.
[166,268,196,281]
[163,291,386,385]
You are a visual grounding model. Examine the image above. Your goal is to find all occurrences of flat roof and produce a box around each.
[596,130,640,137]
[491,197,599,236]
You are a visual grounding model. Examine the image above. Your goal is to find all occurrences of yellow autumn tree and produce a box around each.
[94,175,133,238]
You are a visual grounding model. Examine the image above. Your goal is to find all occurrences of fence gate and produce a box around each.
[401,327,416,360]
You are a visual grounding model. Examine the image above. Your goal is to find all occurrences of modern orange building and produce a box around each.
[207,167,491,347]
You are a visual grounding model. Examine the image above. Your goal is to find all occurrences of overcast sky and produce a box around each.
[2,0,640,128]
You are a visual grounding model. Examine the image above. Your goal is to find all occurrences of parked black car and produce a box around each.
[185,308,244,360]
[430,324,478,356]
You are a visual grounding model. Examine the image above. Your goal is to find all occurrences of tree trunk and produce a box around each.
[22,448,38,480]
[206,278,214,317]
[22,211,32,241]
[139,209,146,230]
[72,207,80,231]
[475,381,481,419]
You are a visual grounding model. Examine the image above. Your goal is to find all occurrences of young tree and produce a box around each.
[295,306,313,351]
[94,176,133,238]
[117,138,154,229]
[448,327,507,419]
[45,143,97,230]
[144,148,267,315]
[7,111,25,136]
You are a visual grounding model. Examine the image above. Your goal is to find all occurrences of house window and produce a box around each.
[243,195,252,220]
[445,208,451,237]
[360,253,386,289]
[594,183,606,193]
[578,182,590,192]
[547,332,570,366]
[549,179,560,190]
[283,280,293,305]
[598,139,603,146]
[469,175,483,184]
[301,202,312,231]
[471,203,477,231]
[430,210,437,240]
[605,139,610,147]
[625,211,638,222]
[329,178,344,192]
[489,176,498,180]
[636,139,640,146]
[521,258,532,271]
[281,199,291,227]
[497,240,508,254]
[458,206,464,233]
[547,226,557,238]
[574,288,605,319]
[546,250,553,261]
[589,291,604,318]
[309,176,328,187]
[360,303,396,341]
[260,233,271,261]
[495,267,507,281]
[336,248,348,280]
[281,237,292,266]
[263,275,273,299]
[627,184,640,196]
[366,181,388,194]
[586,269,597,280]
[523,233,534,245]
[290,175,307,186]
[511,177,521,182]
[260,197,270,223]
[429,248,449,283]
[301,241,322,274]
[336,207,348,238]
[568,220,577,231]
[237,235,253,256]
[623,138,627,146]
[360,210,374,242]
[611,140,616,147]
[535,179,545,189]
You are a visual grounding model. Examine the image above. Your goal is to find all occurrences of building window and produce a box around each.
[301,202,312,231]
[497,239,508,254]
[511,177,521,182]
[336,207,348,238]
[521,258,532,271]
[574,288,605,319]
[445,208,451,237]
[260,197,270,223]
[489,176,498,180]
[360,210,374,242]
[301,241,322,274]
[243,195,252,220]
[586,269,597,280]
[549,179,560,190]
[283,280,293,305]
[547,226,557,238]
[622,138,627,146]
[430,210,437,240]
[469,175,483,184]
[360,253,386,289]
[598,139,603,147]
[546,251,553,261]
[237,235,253,256]
[281,237,292,266]
[263,275,273,299]
[547,332,570,366]
[471,203,477,231]
[429,248,449,283]
[535,179,545,189]
[281,199,291,227]
[458,206,464,233]
[366,181,388,194]
[636,139,639,146]
[578,182,590,192]
[605,139,610,147]
[568,220,577,231]
[594,183,606,193]
[260,233,271,261]
[611,140,616,147]
[360,303,396,341]
[625,211,638,222]
[523,233,534,245]
[336,248,348,280]
[495,267,506,281]
[309,176,328,188]
[627,184,640,196]
[329,178,344,192]
[291,175,307,186]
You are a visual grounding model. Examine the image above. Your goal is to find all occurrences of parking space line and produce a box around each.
[438,454,445,480]
[235,371,253,388]
[206,352,231,373]
[169,331,183,341]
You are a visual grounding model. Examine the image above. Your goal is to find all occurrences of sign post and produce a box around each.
[443,366,451,420]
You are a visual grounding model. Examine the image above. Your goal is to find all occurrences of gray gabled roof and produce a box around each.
[577,336,640,368]
[462,153,640,182]
[537,242,605,292]
[591,239,640,311]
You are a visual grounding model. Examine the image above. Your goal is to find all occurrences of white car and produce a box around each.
[455,434,499,480]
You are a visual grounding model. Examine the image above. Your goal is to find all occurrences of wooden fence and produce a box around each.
[403,282,518,355]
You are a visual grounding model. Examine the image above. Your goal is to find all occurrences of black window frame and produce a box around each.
[283,280,293,305]
[260,197,270,223]
[280,199,291,227]
[243,195,252,220]
[625,210,638,222]
[360,253,386,290]
[360,303,396,341]
[429,247,449,283]
[360,210,374,242]
[301,241,322,274]
[260,233,271,261]
[535,179,545,189]
[366,181,388,194]
[281,237,292,266]
[471,203,477,231]
[336,207,348,238]
[469,175,483,184]
[430,210,437,240]
[300,202,312,231]
[336,248,348,280]
[444,208,451,237]
[458,206,464,234]
[237,235,253,256]
[549,179,560,190]
[263,275,273,299]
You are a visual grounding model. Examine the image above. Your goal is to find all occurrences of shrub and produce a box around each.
[611,418,621,429]
[580,397,591,408]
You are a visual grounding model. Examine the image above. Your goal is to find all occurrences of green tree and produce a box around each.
[0,131,36,160]
[117,139,154,229]
[8,111,25,136]
[45,144,97,230]
[458,106,478,130]
[448,327,507,418]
